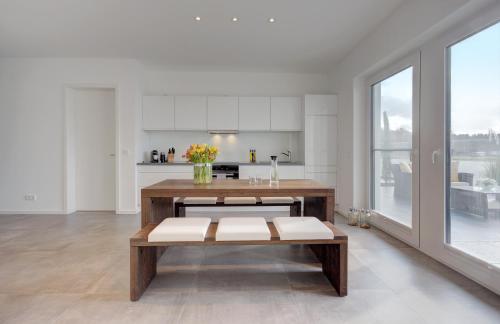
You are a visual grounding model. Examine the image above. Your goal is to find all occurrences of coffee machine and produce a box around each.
[151,150,159,163]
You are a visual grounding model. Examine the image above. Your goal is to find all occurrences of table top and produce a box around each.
[142,179,334,197]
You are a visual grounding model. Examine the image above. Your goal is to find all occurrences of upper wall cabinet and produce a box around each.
[304,94,338,115]
[270,97,302,131]
[207,96,238,130]
[142,95,175,130]
[238,97,271,131]
[175,96,207,130]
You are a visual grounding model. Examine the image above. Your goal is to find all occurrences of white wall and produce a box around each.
[0,61,329,214]
[142,69,330,96]
[0,58,141,214]
[329,0,500,293]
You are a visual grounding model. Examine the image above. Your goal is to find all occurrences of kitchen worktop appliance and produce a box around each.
[212,164,239,179]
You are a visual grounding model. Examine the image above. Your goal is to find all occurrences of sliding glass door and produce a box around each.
[446,21,500,266]
[370,55,420,246]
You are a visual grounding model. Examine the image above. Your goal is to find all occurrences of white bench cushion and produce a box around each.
[273,217,334,240]
[183,197,218,205]
[224,197,257,204]
[260,197,295,204]
[216,217,271,241]
[148,217,211,242]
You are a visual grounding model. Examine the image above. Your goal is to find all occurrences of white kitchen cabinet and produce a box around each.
[239,165,304,180]
[137,165,193,207]
[304,95,337,188]
[207,96,238,130]
[174,96,207,130]
[142,95,175,130]
[238,97,271,131]
[270,97,302,131]
[305,115,337,166]
[305,172,336,187]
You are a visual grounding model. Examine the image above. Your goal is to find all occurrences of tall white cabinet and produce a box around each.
[304,95,337,188]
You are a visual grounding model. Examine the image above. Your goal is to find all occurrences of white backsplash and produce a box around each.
[142,131,302,163]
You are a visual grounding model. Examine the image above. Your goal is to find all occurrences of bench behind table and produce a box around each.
[174,197,302,217]
[130,221,347,301]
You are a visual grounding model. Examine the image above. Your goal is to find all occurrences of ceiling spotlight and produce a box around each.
[194,16,201,21]
[232,17,239,22]
[268,17,276,23]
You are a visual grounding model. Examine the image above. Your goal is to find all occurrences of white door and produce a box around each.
[74,88,115,211]
[369,54,420,247]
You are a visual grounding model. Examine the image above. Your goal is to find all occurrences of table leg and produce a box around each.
[304,195,335,222]
[141,196,174,227]
[130,245,157,301]
[290,200,301,216]
[175,205,186,218]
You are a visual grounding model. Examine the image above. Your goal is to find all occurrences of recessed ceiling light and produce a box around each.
[194,16,201,21]
[268,17,276,23]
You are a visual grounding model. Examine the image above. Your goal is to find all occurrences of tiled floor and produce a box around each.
[0,212,499,323]
[379,186,500,266]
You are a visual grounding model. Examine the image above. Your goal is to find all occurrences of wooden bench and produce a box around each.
[130,221,348,301]
[174,197,302,217]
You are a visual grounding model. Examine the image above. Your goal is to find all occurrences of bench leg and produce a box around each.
[130,245,157,301]
[290,201,301,216]
[320,243,347,297]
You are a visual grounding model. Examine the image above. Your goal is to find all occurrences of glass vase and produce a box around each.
[193,163,213,184]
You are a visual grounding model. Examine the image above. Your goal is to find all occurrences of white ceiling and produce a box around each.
[0,0,405,72]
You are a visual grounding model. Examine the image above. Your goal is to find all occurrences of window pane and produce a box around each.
[447,22,500,266]
[372,67,413,149]
[373,150,412,226]
[372,67,413,227]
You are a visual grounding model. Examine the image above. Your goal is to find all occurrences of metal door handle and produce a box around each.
[432,149,440,164]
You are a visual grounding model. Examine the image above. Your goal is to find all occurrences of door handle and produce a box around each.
[432,149,440,164]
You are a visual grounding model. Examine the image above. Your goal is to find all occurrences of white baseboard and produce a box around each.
[0,210,68,215]
[117,210,139,214]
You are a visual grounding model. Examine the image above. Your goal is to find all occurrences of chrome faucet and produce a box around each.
[281,150,292,162]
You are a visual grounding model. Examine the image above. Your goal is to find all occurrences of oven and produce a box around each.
[212,164,239,179]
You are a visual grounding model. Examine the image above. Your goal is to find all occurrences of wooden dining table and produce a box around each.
[140,179,336,228]
[131,179,346,300]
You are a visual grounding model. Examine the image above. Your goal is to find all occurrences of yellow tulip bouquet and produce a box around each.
[183,144,219,184]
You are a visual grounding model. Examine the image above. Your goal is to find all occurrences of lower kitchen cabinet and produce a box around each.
[137,165,193,208]
[239,165,305,180]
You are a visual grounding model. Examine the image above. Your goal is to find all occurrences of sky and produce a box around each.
[450,21,500,135]
[375,21,500,136]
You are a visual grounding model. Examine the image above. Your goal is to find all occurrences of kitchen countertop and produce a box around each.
[137,161,305,166]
